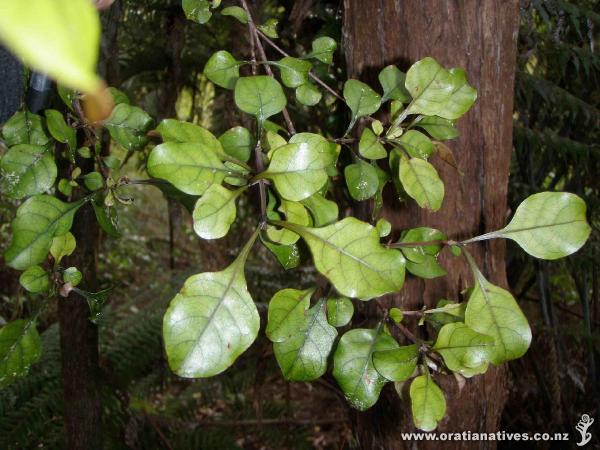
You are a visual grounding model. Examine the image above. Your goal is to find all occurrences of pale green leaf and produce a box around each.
[192,185,244,239]
[404,57,453,117]
[301,193,338,227]
[19,266,49,293]
[326,297,354,327]
[296,82,322,106]
[0,145,57,199]
[410,374,446,431]
[1,111,49,147]
[163,230,260,377]
[359,128,386,160]
[0,319,42,388]
[376,218,392,237]
[344,80,381,122]
[308,36,337,65]
[63,266,82,286]
[399,155,444,211]
[266,200,310,245]
[433,322,494,377]
[258,19,278,38]
[417,116,459,140]
[274,299,337,381]
[221,6,248,23]
[204,51,241,90]
[234,76,286,124]
[345,161,379,201]
[437,68,477,120]
[276,218,405,300]
[104,103,153,151]
[266,288,313,342]
[5,195,83,270]
[277,57,312,88]
[50,232,76,264]
[0,0,101,92]
[389,308,404,324]
[219,126,253,162]
[397,130,434,159]
[182,0,212,24]
[333,328,398,410]
[379,65,410,103]
[372,344,418,381]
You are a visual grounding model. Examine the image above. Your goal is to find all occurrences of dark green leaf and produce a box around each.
[1,110,49,146]
[344,160,378,201]
[379,65,410,103]
[0,319,41,388]
[0,145,57,199]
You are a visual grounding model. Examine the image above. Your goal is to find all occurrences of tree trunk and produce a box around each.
[343,1,519,448]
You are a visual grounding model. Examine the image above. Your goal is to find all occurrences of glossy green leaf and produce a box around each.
[399,227,446,263]
[192,185,244,239]
[373,344,418,381]
[464,265,531,365]
[399,155,444,211]
[410,374,446,431]
[260,235,301,270]
[45,109,76,150]
[0,319,42,388]
[376,218,392,237]
[1,111,49,147]
[344,161,378,201]
[344,80,381,123]
[50,232,76,264]
[417,116,459,140]
[0,0,101,92]
[274,299,337,381]
[258,18,278,38]
[333,328,399,410]
[182,0,212,24]
[221,6,247,23]
[379,65,410,103]
[267,200,310,245]
[405,57,454,117]
[301,193,338,227]
[296,82,322,106]
[433,322,494,377]
[389,308,404,324]
[277,218,405,300]
[266,288,313,342]
[104,103,153,151]
[19,266,49,293]
[277,57,312,88]
[397,130,434,159]
[476,192,591,260]
[5,195,84,270]
[406,256,447,279]
[63,266,82,286]
[163,230,260,377]
[234,76,286,124]
[359,128,386,160]
[438,68,478,120]
[204,51,241,90]
[309,36,337,64]
[326,297,354,327]
[219,126,252,162]
[147,142,231,195]
[0,145,57,199]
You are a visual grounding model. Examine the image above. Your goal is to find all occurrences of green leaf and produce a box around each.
[266,200,310,245]
[326,297,354,327]
[104,103,153,151]
[376,218,391,237]
[0,319,42,388]
[163,230,260,377]
[83,172,104,191]
[5,195,84,270]
[308,36,337,65]
[1,111,49,147]
[333,327,398,410]
[397,130,434,159]
[45,109,76,150]
[296,82,322,106]
[92,199,120,238]
[410,374,446,431]
[404,57,454,117]
[221,6,248,23]
[19,266,49,293]
[147,142,231,195]
[399,227,446,263]
[399,155,444,211]
[108,87,129,105]
[406,256,447,279]
[344,161,379,201]
[63,266,82,286]
[0,145,57,199]
[344,80,381,124]
[379,65,410,103]
[276,218,405,300]
[258,18,278,38]
[0,0,101,92]
[157,119,228,156]
[182,0,212,24]
[192,185,243,239]
[417,116,459,140]
[204,51,241,90]
[438,68,478,120]
[424,300,465,329]
[464,263,531,365]
[266,288,313,342]
[50,232,76,264]
[477,192,591,260]
[274,299,337,381]
[359,128,386,160]
[234,76,286,125]
[219,126,253,162]
[58,85,77,111]
[301,193,338,227]
[433,322,494,377]
[277,57,312,88]
[389,308,404,324]
[260,235,301,270]
[372,344,418,381]
[261,137,337,202]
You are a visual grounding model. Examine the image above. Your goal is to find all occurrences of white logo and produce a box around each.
[575,414,594,447]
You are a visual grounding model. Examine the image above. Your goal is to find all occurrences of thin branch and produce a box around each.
[388,239,453,248]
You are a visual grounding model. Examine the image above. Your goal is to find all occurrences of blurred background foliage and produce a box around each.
[0,0,598,448]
